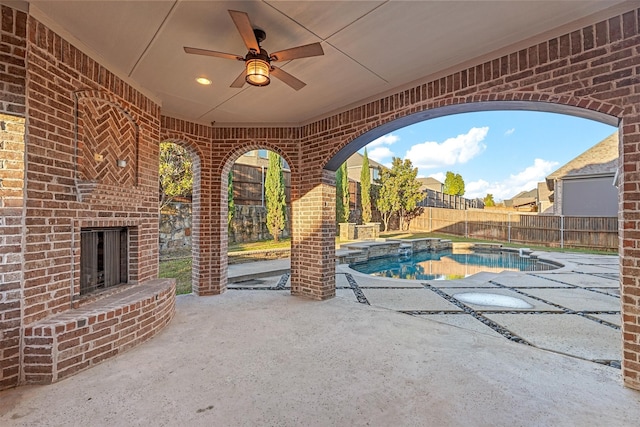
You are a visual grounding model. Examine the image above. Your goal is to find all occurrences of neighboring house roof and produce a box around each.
[346,152,385,170]
[503,188,537,208]
[417,177,444,192]
[417,177,443,186]
[546,132,618,190]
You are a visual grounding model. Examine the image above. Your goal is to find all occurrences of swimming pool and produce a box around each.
[350,249,557,280]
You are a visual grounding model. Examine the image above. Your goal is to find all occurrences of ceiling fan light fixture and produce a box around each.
[196,77,212,85]
[245,58,270,86]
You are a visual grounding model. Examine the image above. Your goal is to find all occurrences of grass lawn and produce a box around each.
[228,238,291,252]
[158,257,192,295]
[159,238,292,294]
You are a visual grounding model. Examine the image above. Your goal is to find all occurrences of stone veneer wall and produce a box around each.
[159,203,292,253]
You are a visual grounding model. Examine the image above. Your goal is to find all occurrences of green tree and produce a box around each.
[376,157,423,231]
[336,162,350,223]
[265,151,286,242]
[376,172,395,232]
[228,170,235,225]
[443,171,465,196]
[360,148,372,223]
[159,141,193,210]
[483,193,495,207]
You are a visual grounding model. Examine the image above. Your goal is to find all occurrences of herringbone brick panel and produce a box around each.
[78,98,137,186]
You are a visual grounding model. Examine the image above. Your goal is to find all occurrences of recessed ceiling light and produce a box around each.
[196,77,212,85]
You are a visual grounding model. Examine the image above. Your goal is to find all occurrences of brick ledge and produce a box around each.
[22,279,176,384]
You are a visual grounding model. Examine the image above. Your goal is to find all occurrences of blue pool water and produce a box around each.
[350,249,557,280]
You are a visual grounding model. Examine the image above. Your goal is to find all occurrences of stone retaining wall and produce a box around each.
[160,203,292,252]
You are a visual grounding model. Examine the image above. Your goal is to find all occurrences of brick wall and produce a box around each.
[0,5,26,390]
[0,8,168,390]
[22,17,161,327]
[2,3,640,392]
[160,120,301,296]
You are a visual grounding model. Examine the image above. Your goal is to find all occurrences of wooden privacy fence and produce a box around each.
[417,189,484,210]
[408,208,618,251]
[232,163,291,206]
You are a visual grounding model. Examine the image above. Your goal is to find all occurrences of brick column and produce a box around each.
[0,5,27,391]
[620,119,640,390]
[191,149,219,295]
[291,169,336,300]
[204,166,228,296]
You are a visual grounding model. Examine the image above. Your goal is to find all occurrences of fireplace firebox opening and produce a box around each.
[80,228,129,295]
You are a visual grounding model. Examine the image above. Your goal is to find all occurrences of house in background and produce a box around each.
[346,152,384,183]
[417,177,444,193]
[542,132,618,216]
[537,182,553,213]
[238,150,291,170]
[503,188,538,211]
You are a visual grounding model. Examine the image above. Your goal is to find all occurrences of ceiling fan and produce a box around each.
[184,10,324,90]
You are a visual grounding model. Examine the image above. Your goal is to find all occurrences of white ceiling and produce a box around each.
[27,0,632,127]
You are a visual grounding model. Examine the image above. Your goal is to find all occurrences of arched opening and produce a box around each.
[326,101,618,171]
[328,103,621,368]
[229,148,292,245]
[216,144,296,292]
[157,139,202,295]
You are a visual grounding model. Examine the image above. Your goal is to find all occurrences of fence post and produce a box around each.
[429,207,432,232]
[560,215,564,249]
[508,212,511,243]
[465,209,468,238]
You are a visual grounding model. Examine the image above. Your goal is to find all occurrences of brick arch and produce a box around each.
[158,117,218,295]
[160,134,206,165]
[74,90,141,122]
[324,95,621,171]
[214,142,296,177]
[215,142,296,290]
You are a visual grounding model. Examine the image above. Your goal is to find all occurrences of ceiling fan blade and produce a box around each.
[228,10,260,53]
[270,43,324,62]
[271,66,306,91]
[184,46,243,61]
[230,69,247,88]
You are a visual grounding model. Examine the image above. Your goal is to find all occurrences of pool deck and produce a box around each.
[3,250,639,426]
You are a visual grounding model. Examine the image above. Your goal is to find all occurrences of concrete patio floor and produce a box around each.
[2,251,640,426]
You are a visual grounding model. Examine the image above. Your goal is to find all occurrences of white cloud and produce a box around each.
[429,172,446,183]
[464,158,558,201]
[466,179,490,197]
[405,127,488,170]
[368,133,399,148]
[504,128,515,136]
[368,146,395,163]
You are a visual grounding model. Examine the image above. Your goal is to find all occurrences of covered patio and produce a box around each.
[1,0,640,401]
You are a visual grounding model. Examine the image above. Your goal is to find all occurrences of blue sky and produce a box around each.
[362,111,617,201]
